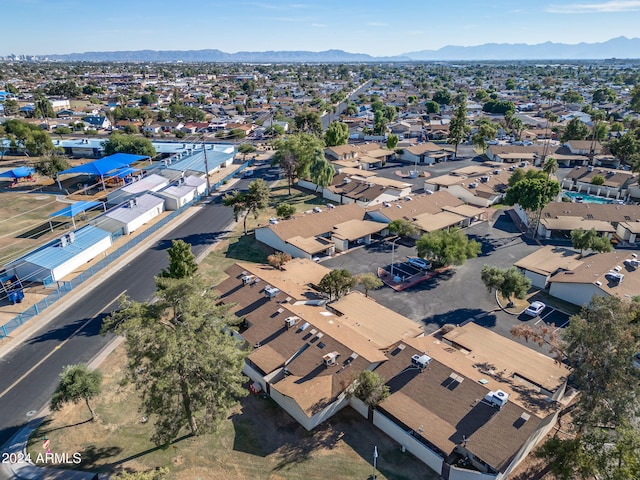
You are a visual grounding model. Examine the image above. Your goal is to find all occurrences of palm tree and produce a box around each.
[541,111,558,163]
[588,110,606,164]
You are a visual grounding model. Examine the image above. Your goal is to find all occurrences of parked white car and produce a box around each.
[524,301,546,317]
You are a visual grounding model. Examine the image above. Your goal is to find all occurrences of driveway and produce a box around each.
[322,210,570,355]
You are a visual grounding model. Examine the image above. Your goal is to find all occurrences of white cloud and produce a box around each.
[312,23,327,28]
[367,21,387,27]
[546,0,640,13]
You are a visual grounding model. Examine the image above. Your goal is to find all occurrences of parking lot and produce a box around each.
[322,211,572,355]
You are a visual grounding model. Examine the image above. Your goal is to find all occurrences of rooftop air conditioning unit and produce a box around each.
[264,286,280,298]
[485,389,510,408]
[411,354,432,370]
[469,182,478,188]
[241,275,253,285]
[67,232,75,244]
[383,202,391,207]
[624,258,640,269]
[60,236,69,248]
[605,271,624,283]
[128,199,136,208]
[285,316,299,329]
[323,352,339,366]
[493,169,502,174]
[480,176,490,183]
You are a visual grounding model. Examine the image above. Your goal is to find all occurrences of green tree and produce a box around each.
[3,98,19,115]
[350,370,389,408]
[504,176,560,226]
[388,218,417,238]
[318,269,356,301]
[103,276,247,446]
[472,119,497,153]
[448,94,469,158]
[267,251,292,270]
[505,78,517,90]
[590,174,605,185]
[480,265,531,307]
[356,272,383,297]
[432,89,452,105]
[34,93,55,119]
[561,117,590,142]
[53,126,72,136]
[386,133,399,150]
[564,295,640,429]
[608,132,639,166]
[416,228,481,267]
[4,118,55,156]
[562,90,584,104]
[324,121,349,147]
[570,228,612,256]
[309,153,335,193]
[272,132,324,195]
[424,100,440,114]
[237,143,256,161]
[591,87,616,104]
[159,239,198,280]
[294,110,322,134]
[102,133,156,157]
[631,84,640,113]
[34,152,70,180]
[276,203,296,219]
[50,364,102,421]
[223,178,270,235]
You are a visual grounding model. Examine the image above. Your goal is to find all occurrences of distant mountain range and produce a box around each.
[42,37,640,62]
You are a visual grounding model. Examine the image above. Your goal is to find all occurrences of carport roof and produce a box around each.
[332,219,385,241]
[287,235,333,254]
[412,211,466,233]
[540,216,615,232]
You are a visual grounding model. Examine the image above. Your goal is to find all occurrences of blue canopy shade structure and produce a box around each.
[105,166,139,179]
[0,166,35,179]
[56,153,149,190]
[48,200,104,230]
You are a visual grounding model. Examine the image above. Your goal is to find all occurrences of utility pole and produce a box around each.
[202,135,211,195]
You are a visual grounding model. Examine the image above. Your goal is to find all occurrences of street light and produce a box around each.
[390,236,401,277]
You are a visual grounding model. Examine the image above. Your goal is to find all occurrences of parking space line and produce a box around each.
[554,320,570,333]
[540,308,556,321]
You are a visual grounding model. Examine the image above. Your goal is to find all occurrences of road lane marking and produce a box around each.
[0,291,125,400]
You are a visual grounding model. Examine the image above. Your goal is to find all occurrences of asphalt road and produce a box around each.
[0,176,257,451]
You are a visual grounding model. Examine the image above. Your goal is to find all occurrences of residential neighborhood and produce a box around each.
[1,42,640,480]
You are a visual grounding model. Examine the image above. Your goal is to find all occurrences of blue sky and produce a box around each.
[5,0,640,56]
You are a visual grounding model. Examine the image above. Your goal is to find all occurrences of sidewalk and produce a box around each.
[0,177,243,479]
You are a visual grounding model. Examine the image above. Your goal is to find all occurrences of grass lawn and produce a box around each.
[199,182,327,286]
[28,344,438,480]
[0,191,73,264]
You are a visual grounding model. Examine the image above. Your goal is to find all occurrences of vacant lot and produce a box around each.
[28,343,438,480]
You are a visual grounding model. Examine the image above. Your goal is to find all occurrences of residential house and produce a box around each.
[537,202,640,239]
[366,191,488,234]
[83,115,111,130]
[424,164,520,207]
[398,142,455,165]
[255,203,384,259]
[547,251,640,307]
[215,260,572,480]
[514,246,583,289]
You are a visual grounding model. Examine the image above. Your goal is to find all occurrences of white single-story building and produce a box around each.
[8,225,112,284]
[106,174,169,206]
[154,185,196,210]
[97,193,165,235]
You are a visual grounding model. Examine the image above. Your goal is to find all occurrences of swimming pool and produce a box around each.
[563,191,616,205]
